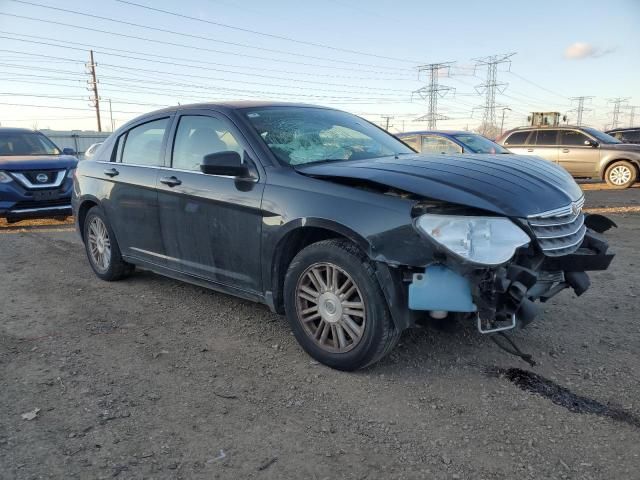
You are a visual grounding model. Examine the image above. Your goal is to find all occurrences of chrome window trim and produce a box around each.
[92,160,258,182]
[10,170,66,189]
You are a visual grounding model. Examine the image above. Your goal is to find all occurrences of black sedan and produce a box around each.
[72,102,614,370]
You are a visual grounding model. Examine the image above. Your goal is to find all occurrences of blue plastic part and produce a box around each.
[408,265,477,312]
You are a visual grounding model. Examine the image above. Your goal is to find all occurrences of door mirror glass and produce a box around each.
[62,147,76,156]
[200,151,248,177]
[584,139,598,147]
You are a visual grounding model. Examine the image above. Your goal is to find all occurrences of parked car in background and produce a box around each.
[398,130,510,154]
[496,126,640,188]
[83,142,103,160]
[73,102,614,370]
[0,128,77,222]
[605,127,640,144]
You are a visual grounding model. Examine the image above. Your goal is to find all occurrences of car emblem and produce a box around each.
[36,173,49,183]
[571,202,581,216]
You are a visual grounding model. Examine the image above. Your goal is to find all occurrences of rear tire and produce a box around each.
[283,239,400,371]
[604,160,637,189]
[83,206,134,281]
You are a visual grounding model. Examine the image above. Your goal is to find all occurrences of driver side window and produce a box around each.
[172,115,243,171]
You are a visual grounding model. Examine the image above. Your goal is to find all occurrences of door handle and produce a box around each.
[160,175,182,187]
[562,148,570,153]
[527,148,534,152]
[103,168,119,177]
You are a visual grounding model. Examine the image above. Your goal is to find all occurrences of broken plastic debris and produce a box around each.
[21,408,40,420]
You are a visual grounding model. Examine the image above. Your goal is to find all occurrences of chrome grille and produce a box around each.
[528,198,586,256]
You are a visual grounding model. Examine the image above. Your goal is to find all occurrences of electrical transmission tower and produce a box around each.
[568,96,593,126]
[412,62,455,129]
[473,53,515,134]
[607,97,630,129]
[86,50,102,132]
[629,106,638,127]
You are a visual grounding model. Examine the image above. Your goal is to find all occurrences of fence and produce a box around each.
[44,132,111,158]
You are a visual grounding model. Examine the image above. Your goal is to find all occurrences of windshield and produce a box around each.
[581,127,622,144]
[453,133,509,154]
[0,132,61,156]
[242,106,413,165]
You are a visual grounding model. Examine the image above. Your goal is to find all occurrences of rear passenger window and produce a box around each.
[504,131,530,146]
[420,135,462,154]
[400,135,419,151]
[559,130,589,146]
[120,118,169,166]
[533,130,559,146]
[625,130,640,143]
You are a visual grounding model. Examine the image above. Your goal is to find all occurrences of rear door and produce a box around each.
[100,115,171,264]
[558,129,600,177]
[156,110,265,293]
[528,129,560,164]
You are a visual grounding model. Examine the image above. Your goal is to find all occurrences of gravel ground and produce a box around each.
[1,188,639,479]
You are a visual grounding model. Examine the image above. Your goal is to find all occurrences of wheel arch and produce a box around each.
[268,219,371,314]
[76,196,102,240]
[599,157,640,179]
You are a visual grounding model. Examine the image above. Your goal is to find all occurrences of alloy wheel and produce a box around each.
[609,165,632,186]
[295,262,366,353]
[87,216,112,272]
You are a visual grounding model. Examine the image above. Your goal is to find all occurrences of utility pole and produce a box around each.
[412,62,455,129]
[87,50,102,132]
[473,53,516,135]
[607,97,630,129]
[380,115,394,131]
[108,99,115,131]
[500,107,511,134]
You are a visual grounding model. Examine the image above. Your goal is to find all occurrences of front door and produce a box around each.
[156,111,265,294]
[101,116,171,264]
[558,130,600,177]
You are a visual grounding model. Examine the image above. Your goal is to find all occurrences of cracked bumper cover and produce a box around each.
[399,227,614,330]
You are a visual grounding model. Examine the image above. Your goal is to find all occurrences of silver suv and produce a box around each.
[496,126,640,188]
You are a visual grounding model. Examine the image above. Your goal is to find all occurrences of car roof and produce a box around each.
[397,130,471,136]
[505,125,586,131]
[139,101,334,117]
[0,127,36,133]
[605,127,640,133]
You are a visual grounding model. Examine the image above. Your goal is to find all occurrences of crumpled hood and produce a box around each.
[0,155,77,171]
[296,153,584,217]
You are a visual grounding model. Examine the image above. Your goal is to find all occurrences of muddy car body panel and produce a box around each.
[73,102,615,368]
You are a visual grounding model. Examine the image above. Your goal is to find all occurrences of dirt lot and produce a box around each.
[1,186,639,479]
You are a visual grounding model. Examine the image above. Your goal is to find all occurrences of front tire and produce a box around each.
[283,239,399,371]
[604,160,637,189]
[83,206,134,281]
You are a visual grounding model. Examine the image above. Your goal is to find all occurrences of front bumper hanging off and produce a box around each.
[406,222,615,334]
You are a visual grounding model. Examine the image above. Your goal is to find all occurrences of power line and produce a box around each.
[0,31,416,81]
[412,63,455,128]
[111,0,421,64]
[4,2,412,71]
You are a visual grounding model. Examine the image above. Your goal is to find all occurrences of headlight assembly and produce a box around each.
[415,214,530,265]
[0,171,12,183]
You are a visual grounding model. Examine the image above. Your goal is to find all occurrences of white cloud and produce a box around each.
[564,42,616,60]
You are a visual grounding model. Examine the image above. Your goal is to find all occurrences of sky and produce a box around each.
[0,0,638,133]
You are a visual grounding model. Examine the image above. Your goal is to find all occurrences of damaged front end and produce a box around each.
[404,200,615,334]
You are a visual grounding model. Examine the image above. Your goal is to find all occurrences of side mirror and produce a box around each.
[62,147,76,156]
[200,151,249,177]
[584,139,598,147]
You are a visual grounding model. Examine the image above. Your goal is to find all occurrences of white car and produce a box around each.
[83,142,102,160]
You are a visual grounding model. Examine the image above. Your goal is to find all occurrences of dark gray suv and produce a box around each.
[73,102,614,370]
[497,126,640,188]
